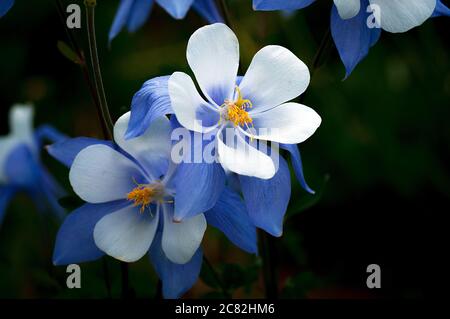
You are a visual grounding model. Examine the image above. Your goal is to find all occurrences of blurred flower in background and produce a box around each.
[109,0,224,42]
[0,105,66,227]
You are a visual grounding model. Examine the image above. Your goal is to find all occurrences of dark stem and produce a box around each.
[55,0,111,139]
[218,0,236,33]
[84,0,114,139]
[203,256,231,298]
[258,230,278,299]
[55,0,113,296]
[298,27,333,104]
[56,0,83,55]
[102,257,112,298]
[310,27,333,78]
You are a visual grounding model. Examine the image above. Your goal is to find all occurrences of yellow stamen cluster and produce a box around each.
[127,185,157,213]
[224,86,253,128]
[227,104,253,127]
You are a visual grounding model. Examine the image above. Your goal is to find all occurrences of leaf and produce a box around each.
[286,174,330,219]
[57,41,81,64]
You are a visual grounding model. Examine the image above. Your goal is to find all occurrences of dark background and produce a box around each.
[0,0,449,298]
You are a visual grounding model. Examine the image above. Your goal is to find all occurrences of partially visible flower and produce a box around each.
[0,104,66,226]
[0,0,14,18]
[48,112,257,298]
[109,0,223,42]
[254,0,450,77]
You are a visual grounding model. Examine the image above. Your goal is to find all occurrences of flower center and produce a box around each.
[127,182,165,213]
[222,86,253,128]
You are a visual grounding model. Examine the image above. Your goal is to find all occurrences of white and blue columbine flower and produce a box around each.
[254,0,450,77]
[124,23,320,237]
[168,23,321,180]
[48,112,257,298]
[109,0,223,42]
[0,0,14,18]
[0,104,66,226]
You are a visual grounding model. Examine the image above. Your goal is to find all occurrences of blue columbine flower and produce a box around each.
[0,104,67,226]
[254,0,450,77]
[109,0,224,42]
[124,24,319,237]
[48,112,257,298]
[0,0,14,18]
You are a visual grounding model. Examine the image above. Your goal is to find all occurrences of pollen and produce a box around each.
[127,185,162,213]
[226,104,253,127]
[223,86,254,128]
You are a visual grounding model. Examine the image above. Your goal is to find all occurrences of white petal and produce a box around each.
[69,144,145,203]
[248,103,322,144]
[9,104,34,139]
[369,0,436,33]
[94,205,159,262]
[169,72,220,133]
[217,129,276,179]
[114,112,171,179]
[334,0,361,19]
[161,204,206,264]
[187,23,239,104]
[240,46,310,113]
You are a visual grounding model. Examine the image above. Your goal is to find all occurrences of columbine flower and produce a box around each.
[109,0,223,42]
[0,0,14,18]
[167,23,321,179]
[123,24,320,236]
[254,0,450,76]
[48,112,257,298]
[0,104,66,226]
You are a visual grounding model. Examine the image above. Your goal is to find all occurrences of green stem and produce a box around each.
[203,256,231,298]
[55,0,111,139]
[84,0,114,139]
[55,0,113,296]
[258,230,278,299]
